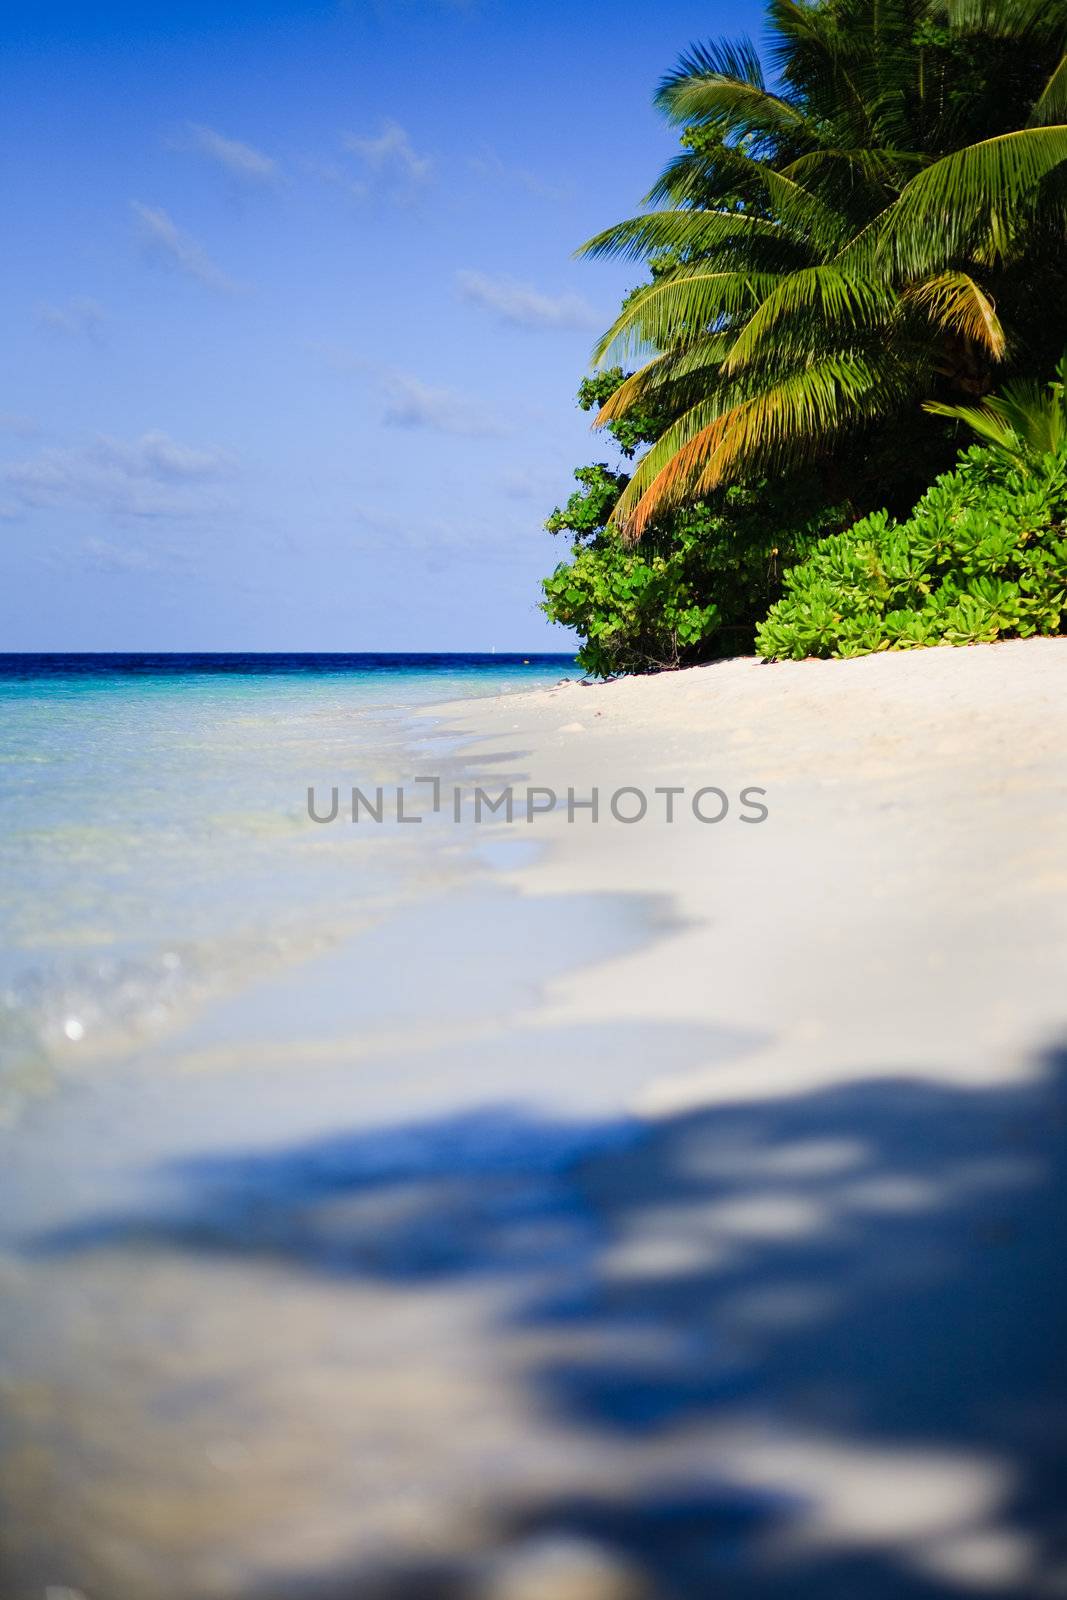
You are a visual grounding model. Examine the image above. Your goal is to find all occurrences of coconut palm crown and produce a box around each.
[580,0,1067,538]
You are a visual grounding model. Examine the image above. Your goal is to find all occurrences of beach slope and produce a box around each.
[438,637,1067,1111]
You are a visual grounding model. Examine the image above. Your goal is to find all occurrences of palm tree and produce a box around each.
[580,0,1067,539]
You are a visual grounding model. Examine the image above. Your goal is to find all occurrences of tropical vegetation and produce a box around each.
[541,0,1067,670]
[756,439,1067,658]
[542,371,838,673]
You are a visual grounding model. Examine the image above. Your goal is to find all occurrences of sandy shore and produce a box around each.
[436,637,1067,1111]
[3,639,1067,1600]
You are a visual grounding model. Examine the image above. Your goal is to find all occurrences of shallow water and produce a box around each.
[0,653,576,1113]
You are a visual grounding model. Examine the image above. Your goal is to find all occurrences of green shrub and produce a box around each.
[542,482,835,677]
[542,513,725,677]
[755,445,1067,661]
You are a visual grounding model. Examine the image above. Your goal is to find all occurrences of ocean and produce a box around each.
[0,652,577,1112]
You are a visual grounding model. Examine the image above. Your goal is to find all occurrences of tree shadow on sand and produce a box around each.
[25,1043,1067,1600]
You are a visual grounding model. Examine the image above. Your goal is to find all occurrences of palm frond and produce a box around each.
[591,266,781,365]
[1029,54,1067,126]
[904,271,1007,358]
[925,351,1067,456]
[693,353,905,491]
[923,397,1021,452]
[761,169,856,251]
[842,126,1067,274]
[766,0,883,137]
[942,0,1067,43]
[723,267,896,373]
[609,396,737,537]
[655,36,766,107]
[643,143,779,209]
[620,353,911,538]
[577,208,796,265]
[780,145,926,186]
[641,153,853,252]
[657,73,810,142]
[594,337,731,424]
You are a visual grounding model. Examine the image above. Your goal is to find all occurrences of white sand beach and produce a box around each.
[2,639,1067,1600]
[435,636,1067,1110]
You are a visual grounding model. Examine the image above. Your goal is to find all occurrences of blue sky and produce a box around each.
[1,0,762,650]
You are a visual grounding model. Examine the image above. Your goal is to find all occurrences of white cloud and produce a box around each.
[182,123,280,185]
[36,297,107,336]
[96,432,236,481]
[308,159,366,202]
[132,203,243,293]
[381,371,506,437]
[305,347,505,438]
[456,269,600,330]
[341,120,432,199]
[2,430,237,519]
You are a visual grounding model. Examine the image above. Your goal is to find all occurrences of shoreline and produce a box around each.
[3,638,1067,1599]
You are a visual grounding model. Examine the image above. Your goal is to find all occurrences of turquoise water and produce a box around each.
[0,653,575,1104]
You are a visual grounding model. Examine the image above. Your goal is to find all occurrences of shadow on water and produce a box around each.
[21,1044,1067,1600]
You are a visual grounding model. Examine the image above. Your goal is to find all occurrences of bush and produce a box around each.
[542,512,725,677]
[755,444,1067,661]
[543,482,836,677]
